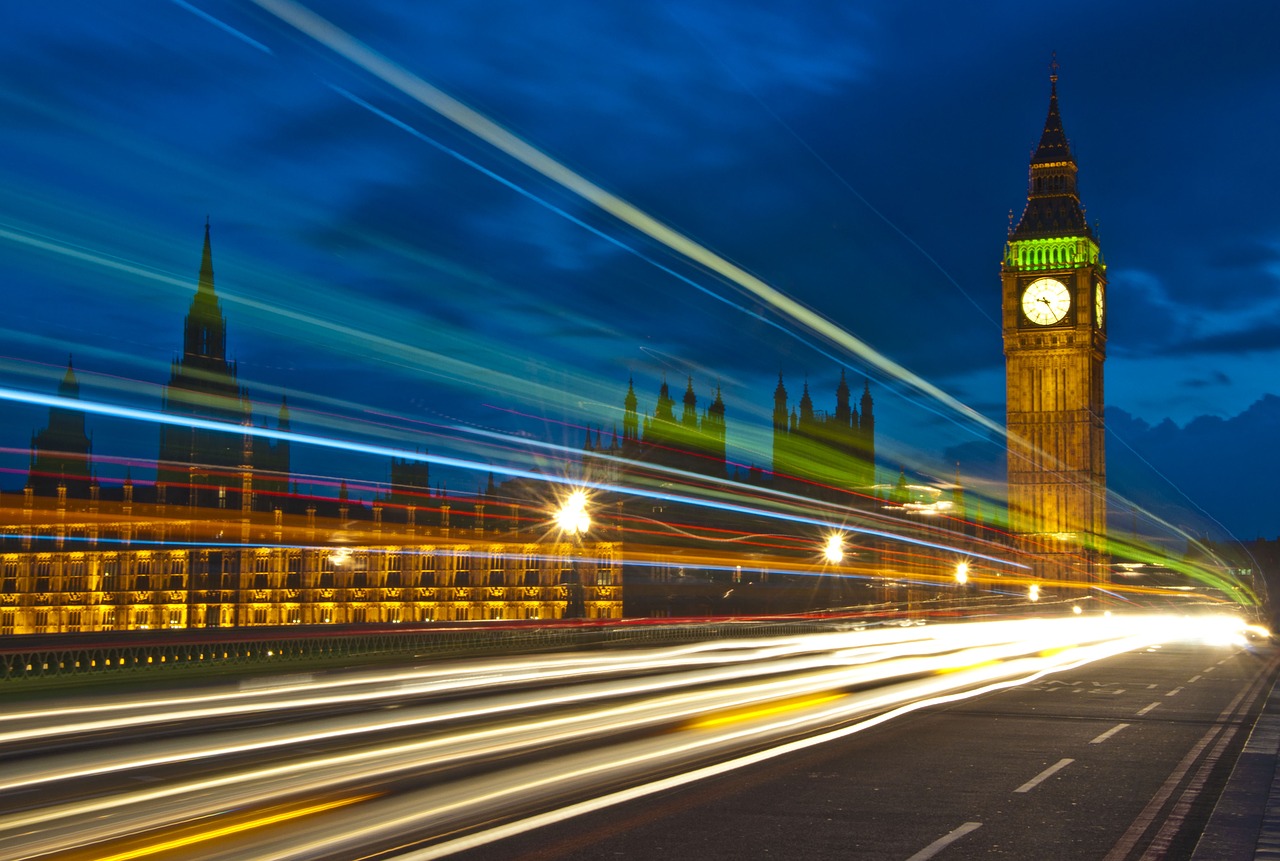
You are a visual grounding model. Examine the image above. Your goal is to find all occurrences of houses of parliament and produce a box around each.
[0,223,881,636]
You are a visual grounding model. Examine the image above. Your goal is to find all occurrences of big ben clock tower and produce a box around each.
[1003,66,1107,583]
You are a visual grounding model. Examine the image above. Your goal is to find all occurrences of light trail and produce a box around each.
[0,384,1030,571]
[250,0,1003,446]
[0,614,1260,860]
[236,0,1252,599]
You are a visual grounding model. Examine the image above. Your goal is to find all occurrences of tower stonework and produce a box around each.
[1002,69,1107,583]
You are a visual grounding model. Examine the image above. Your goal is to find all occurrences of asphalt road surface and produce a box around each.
[1,616,1273,860]
[455,638,1278,861]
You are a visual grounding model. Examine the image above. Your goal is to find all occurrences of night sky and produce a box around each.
[1,1,1277,541]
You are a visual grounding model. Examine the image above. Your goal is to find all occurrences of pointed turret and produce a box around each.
[1011,63,1091,241]
[184,219,229,363]
[29,355,93,498]
[654,376,675,423]
[772,373,788,431]
[681,376,698,427]
[835,370,851,426]
[623,377,639,442]
[58,356,79,398]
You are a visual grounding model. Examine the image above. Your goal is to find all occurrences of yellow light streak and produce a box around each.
[92,793,378,861]
[934,659,1002,675]
[686,692,845,730]
[250,0,1002,442]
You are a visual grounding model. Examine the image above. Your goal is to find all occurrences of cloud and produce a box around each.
[1107,396,1280,540]
[1164,322,1280,357]
[1180,370,1231,389]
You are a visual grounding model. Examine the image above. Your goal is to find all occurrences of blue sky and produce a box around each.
[0,1,1277,539]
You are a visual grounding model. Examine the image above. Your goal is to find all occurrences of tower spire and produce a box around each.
[1010,61,1089,241]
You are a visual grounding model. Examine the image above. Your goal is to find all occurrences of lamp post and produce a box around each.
[554,490,590,619]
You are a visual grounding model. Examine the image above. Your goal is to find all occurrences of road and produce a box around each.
[457,635,1278,861]
[0,614,1273,860]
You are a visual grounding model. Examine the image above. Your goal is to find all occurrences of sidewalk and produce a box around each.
[1192,670,1280,859]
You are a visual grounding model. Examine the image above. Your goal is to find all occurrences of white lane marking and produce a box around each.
[1166,687,1184,697]
[1111,689,1125,695]
[1015,758,1075,793]
[1137,701,1161,716]
[905,822,983,861]
[1203,667,1217,673]
[1187,675,1201,684]
[1147,684,1158,689]
[1091,723,1130,744]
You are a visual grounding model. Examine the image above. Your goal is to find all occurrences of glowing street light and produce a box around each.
[1028,583,1040,602]
[954,560,970,585]
[554,489,591,535]
[823,533,845,565]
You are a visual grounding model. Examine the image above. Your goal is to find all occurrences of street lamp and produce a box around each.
[823,533,845,565]
[555,489,591,535]
[954,560,970,586]
[1028,583,1040,602]
[554,489,591,619]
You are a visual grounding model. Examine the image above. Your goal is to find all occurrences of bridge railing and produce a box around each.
[0,618,829,682]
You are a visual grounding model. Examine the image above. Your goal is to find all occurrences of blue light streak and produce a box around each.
[0,385,1027,571]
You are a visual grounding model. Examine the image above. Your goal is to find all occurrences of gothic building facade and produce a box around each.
[584,372,876,503]
[584,376,727,484]
[772,371,875,497]
[27,359,93,499]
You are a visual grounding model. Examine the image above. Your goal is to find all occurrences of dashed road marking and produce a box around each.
[1091,723,1130,744]
[1187,675,1201,684]
[1166,687,1184,697]
[1204,667,1217,674]
[905,822,983,861]
[1137,701,1161,716]
[1015,758,1075,793]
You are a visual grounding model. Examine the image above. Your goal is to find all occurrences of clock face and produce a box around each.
[1095,281,1105,327]
[1021,277,1071,325]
